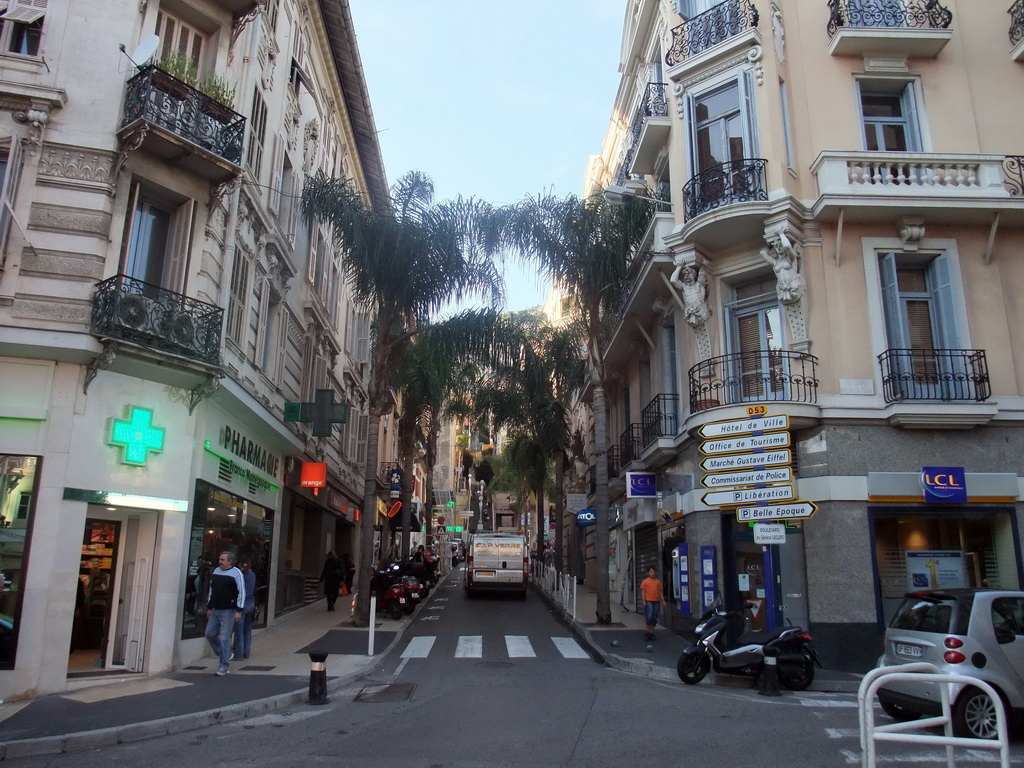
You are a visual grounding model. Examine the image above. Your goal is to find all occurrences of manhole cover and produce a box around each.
[355,683,416,703]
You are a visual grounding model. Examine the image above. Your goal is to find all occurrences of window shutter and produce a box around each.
[356,413,368,466]
[740,70,758,158]
[0,138,23,249]
[307,225,318,285]
[2,0,47,24]
[927,253,958,349]
[899,83,921,152]
[165,198,194,293]
[269,133,284,214]
[878,253,907,349]
[684,91,698,176]
[119,181,142,274]
[254,274,270,366]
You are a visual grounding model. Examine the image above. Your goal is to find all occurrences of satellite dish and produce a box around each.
[130,35,159,69]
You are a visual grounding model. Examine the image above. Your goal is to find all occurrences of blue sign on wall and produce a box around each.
[626,471,657,498]
[922,466,966,504]
[575,509,596,527]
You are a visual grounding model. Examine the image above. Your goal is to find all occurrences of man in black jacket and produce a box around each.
[206,551,245,676]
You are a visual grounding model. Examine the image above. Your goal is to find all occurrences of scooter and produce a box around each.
[677,597,821,690]
[370,564,408,620]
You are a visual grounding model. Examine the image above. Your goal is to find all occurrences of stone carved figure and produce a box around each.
[670,260,711,328]
[760,231,806,304]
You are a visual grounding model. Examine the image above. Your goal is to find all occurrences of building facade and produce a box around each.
[0,0,389,699]
[584,0,1024,670]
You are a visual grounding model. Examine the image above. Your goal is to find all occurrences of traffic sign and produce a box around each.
[701,466,792,489]
[700,431,790,456]
[753,523,787,544]
[702,484,794,507]
[701,449,792,472]
[698,414,789,439]
[735,501,817,522]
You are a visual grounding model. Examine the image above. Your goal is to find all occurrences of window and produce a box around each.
[858,81,920,152]
[246,88,268,180]
[0,139,22,250]
[0,454,39,669]
[727,278,786,402]
[226,249,250,346]
[0,0,46,57]
[156,10,205,75]
[676,0,716,18]
[121,182,194,292]
[248,265,267,364]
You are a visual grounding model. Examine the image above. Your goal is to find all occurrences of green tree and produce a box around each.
[495,192,654,624]
[302,171,504,626]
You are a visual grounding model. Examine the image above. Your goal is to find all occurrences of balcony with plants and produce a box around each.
[665,0,760,74]
[826,0,953,57]
[90,274,224,366]
[118,53,245,182]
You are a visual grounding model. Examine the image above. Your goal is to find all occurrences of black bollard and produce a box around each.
[759,645,781,697]
[307,651,329,705]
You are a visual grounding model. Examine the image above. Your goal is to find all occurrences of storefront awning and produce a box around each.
[388,515,421,533]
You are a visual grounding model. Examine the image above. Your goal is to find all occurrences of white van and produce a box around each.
[465,533,528,599]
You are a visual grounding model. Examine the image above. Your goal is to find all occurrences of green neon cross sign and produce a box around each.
[110,406,166,466]
[284,389,350,437]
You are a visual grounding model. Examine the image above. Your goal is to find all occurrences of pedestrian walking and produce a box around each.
[319,551,343,611]
[640,566,664,642]
[205,551,245,676]
[232,558,256,660]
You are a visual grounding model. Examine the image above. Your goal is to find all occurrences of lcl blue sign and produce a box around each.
[626,472,657,498]
[922,466,967,503]
[576,509,596,527]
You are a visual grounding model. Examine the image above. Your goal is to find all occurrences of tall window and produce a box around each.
[727,278,785,402]
[858,81,920,152]
[156,10,205,75]
[246,88,268,179]
[1,0,46,57]
[226,250,251,346]
[121,183,194,292]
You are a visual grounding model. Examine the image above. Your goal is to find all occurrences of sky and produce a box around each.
[347,0,626,312]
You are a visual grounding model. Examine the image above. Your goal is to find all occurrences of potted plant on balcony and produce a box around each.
[197,74,237,123]
[154,52,198,99]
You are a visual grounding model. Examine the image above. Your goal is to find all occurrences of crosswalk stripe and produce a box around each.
[455,635,482,658]
[506,635,536,658]
[551,637,590,659]
[401,636,435,658]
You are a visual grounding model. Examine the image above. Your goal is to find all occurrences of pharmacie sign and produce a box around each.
[219,425,281,478]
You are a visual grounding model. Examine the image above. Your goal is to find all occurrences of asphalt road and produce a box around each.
[10,575,1024,767]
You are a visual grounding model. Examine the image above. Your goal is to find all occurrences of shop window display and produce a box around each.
[0,454,37,669]
[181,479,273,639]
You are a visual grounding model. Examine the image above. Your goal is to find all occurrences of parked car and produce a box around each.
[876,588,1024,739]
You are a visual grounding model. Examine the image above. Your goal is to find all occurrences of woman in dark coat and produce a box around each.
[319,551,342,611]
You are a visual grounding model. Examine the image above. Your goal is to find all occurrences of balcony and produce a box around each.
[620,423,645,465]
[119,66,245,182]
[91,275,223,365]
[608,444,623,478]
[618,83,671,182]
[666,0,760,67]
[826,0,953,57]
[1012,0,1024,60]
[810,151,1023,224]
[688,350,819,411]
[878,348,990,403]
[641,394,679,447]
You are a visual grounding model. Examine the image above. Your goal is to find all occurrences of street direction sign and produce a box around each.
[701,466,792,489]
[700,431,790,456]
[701,449,792,472]
[736,501,818,522]
[702,484,794,507]
[753,523,787,544]
[698,414,789,439]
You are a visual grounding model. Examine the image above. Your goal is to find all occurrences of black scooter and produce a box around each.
[677,597,821,690]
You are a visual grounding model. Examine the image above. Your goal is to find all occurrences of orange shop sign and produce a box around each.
[300,462,327,488]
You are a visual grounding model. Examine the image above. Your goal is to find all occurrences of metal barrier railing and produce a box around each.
[532,562,576,622]
[859,663,1009,768]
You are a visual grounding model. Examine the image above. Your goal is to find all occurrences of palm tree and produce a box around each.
[495,192,654,623]
[302,171,504,626]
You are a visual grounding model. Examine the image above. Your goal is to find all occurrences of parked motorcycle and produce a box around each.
[677,597,821,690]
[370,564,408,620]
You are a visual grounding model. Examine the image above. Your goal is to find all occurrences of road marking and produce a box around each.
[506,635,535,658]
[551,637,590,659]
[401,636,435,658]
[455,635,482,658]
[825,728,859,739]
[799,697,858,708]
[419,615,440,621]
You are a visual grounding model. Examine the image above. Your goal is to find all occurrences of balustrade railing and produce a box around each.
[620,423,645,465]
[91,274,223,364]
[666,0,759,66]
[688,350,819,411]
[641,394,679,447]
[826,0,952,38]
[878,348,990,403]
[122,65,246,166]
[683,158,768,220]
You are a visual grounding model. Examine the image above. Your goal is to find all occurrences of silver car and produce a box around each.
[876,588,1024,739]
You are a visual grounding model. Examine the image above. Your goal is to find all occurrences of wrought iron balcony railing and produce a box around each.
[1012,0,1024,46]
[683,158,768,220]
[121,65,246,166]
[91,274,223,364]
[642,394,679,447]
[615,83,670,186]
[620,423,645,465]
[666,0,759,66]
[878,348,990,403]
[826,0,952,38]
[688,350,819,412]
[1004,156,1024,196]
[607,444,623,478]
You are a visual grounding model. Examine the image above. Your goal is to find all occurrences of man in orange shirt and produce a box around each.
[640,566,664,642]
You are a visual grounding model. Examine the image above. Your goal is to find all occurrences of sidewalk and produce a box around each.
[539,575,862,694]
[0,597,406,759]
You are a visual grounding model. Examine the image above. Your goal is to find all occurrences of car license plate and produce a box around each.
[477,570,495,576]
[410,592,420,599]
[399,598,406,604]
[896,643,922,657]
